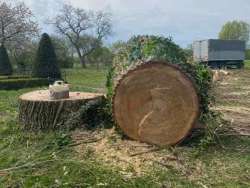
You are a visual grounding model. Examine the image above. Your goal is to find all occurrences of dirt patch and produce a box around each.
[72,128,163,176]
[71,128,203,179]
[214,106,250,135]
[215,68,250,136]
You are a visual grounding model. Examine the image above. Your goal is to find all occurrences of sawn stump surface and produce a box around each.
[19,90,103,130]
[113,62,199,146]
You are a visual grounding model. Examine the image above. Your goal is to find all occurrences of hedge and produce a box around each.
[0,78,49,90]
[0,45,12,75]
[0,75,30,80]
[33,33,61,79]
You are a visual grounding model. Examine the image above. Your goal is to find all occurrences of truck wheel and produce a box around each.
[238,62,244,69]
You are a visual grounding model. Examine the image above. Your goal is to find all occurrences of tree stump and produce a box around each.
[19,90,103,130]
[113,61,199,146]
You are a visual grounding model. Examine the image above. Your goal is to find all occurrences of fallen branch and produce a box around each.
[130,144,153,148]
[0,159,55,173]
[129,148,161,157]
[68,137,103,147]
[154,160,174,169]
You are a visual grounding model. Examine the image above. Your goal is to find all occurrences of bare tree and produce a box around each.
[52,4,112,68]
[0,1,39,47]
[8,37,37,72]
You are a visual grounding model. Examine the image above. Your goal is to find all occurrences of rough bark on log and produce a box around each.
[19,90,103,130]
[113,61,199,146]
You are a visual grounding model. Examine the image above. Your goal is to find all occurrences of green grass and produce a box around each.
[244,60,250,69]
[0,68,249,187]
[62,68,107,93]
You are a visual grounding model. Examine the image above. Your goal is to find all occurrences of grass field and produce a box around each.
[0,67,249,187]
[245,60,250,69]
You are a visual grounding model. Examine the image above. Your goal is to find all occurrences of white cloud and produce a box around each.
[22,0,250,47]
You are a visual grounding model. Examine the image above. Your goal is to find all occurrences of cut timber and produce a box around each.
[19,90,103,130]
[113,61,199,146]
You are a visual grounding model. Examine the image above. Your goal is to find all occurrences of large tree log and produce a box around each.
[19,90,103,130]
[113,61,199,146]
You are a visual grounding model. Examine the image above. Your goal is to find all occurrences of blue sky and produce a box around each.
[23,0,250,47]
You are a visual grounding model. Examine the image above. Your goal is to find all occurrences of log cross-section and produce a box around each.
[113,61,199,146]
[19,90,103,130]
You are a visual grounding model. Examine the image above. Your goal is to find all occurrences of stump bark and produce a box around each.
[113,61,199,146]
[19,90,103,130]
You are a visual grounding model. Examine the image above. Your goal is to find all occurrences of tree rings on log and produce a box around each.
[19,90,103,130]
[113,61,199,146]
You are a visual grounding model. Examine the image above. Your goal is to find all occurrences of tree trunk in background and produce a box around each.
[75,47,86,68]
[80,56,87,68]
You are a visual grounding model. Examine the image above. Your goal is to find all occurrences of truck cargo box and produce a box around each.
[193,39,246,68]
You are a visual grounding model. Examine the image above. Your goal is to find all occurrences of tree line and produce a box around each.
[0,0,113,75]
[0,0,250,76]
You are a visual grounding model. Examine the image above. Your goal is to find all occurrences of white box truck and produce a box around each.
[193,39,246,68]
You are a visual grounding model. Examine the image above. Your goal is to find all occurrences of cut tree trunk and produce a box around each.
[19,90,103,130]
[112,61,199,146]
